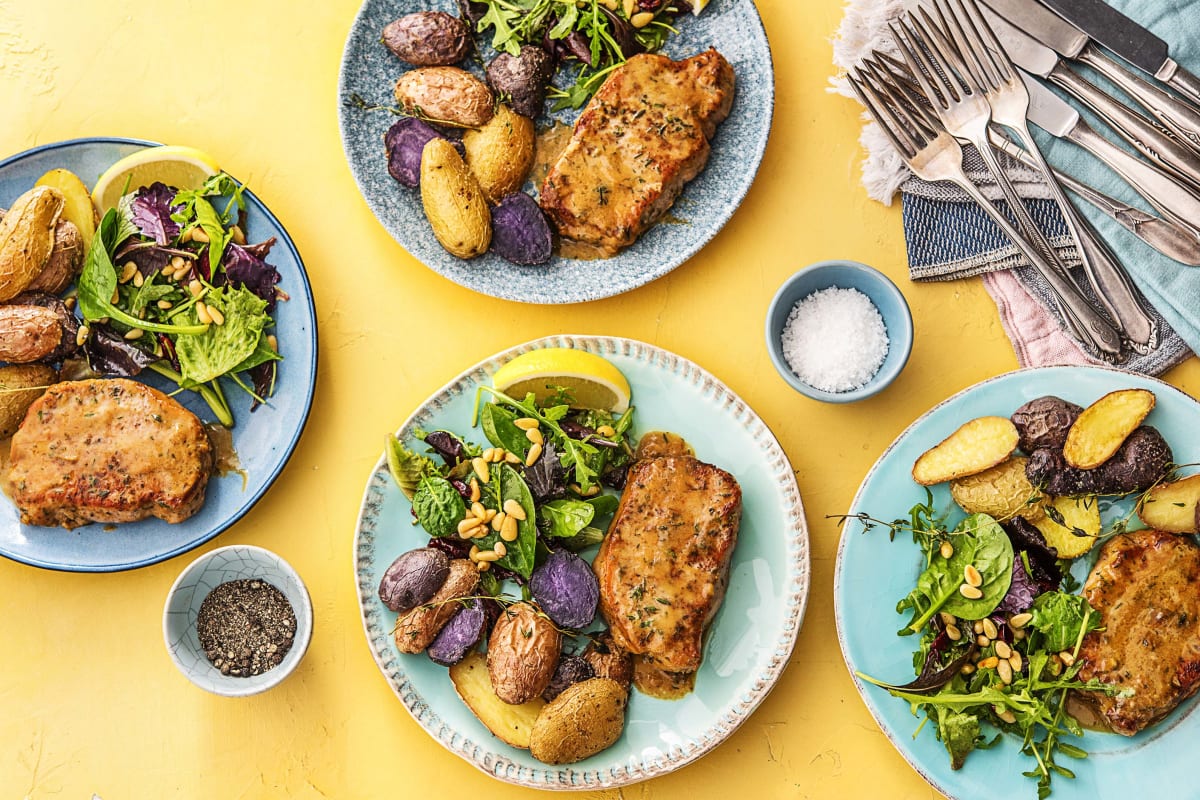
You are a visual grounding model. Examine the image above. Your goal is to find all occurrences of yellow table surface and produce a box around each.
[3,1,1200,797]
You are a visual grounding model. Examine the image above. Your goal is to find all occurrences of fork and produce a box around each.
[936,0,1158,352]
[849,58,1123,360]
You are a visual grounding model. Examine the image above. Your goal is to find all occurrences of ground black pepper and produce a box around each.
[197,579,296,677]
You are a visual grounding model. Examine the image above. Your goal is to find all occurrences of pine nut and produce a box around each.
[458,517,480,535]
[998,659,1013,684]
[1009,653,1023,672]
[196,302,213,325]
[162,264,177,277]
[514,417,539,430]
[180,227,194,244]
[597,424,617,438]
[960,663,975,675]
[191,226,210,243]
[458,525,481,540]
[959,584,983,600]
[995,640,1012,659]
[504,451,522,464]
[471,501,486,519]
[940,541,954,559]
[500,515,519,542]
[493,541,507,557]
[973,621,985,634]
[1009,612,1033,629]
[157,299,173,310]
[123,328,144,340]
[491,511,506,531]
[978,656,999,670]
[976,635,990,647]
[472,457,490,484]
[1059,651,1076,667]
[482,448,495,462]
[188,279,203,296]
[469,479,481,502]
[75,325,90,347]
[964,564,983,587]
[525,442,542,466]
[208,305,225,326]
[171,255,186,270]
[483,508,497,522]
[525,427,544,446]
[1013,628,1027,641]
[623,0,636,16]
[997,709,1017,724]
[946,624,962,641]
[476,560,490,572]
[982,618,998,639]
[503,499,526,521]
[132,270,145,288]
[267,334,278,352]
[173,265,191,281]
[469,544,480,561]
[583,484,601,497]
[475,549,502,562]
[111,288,120,304]
[230,224,246,245]
[64,296,75,310]
[631,10,654,26]
[120,261,138,283]
[491,448,507,463]
[939,612,957,626]
[600,0,617,10]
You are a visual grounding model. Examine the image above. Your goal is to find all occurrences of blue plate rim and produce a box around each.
[0,136,319,572]
[335,0,775,305]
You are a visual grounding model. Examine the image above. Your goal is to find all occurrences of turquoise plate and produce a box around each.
[337,0,773,304]
[0,138,318,572]
[835,366,1200,800]
[354,335,809,788]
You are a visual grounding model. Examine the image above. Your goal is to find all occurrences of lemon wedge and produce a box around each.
[691,0,710,14]
[492,349,632,413]
[91,145,220,212]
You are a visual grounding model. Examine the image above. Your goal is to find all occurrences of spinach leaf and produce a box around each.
[174,286,269,384]
[540,499,594,539]
[585,494,618,517]
[413,476,466,538]
[385,435,443,499]
[942,514,1014,619]
[476,463,537,578]
[1029,592,1101,653]
[556,526,605,551]
[480,403,530,457]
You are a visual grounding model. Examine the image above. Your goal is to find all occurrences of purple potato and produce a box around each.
[382,12,471,66]
[428,599,488,666]
[486,46,554,119]
[385,118,445,188]
[378,547,451,613]
[489,192,552,266]
[542,654,595,701]
[529,550,599,629]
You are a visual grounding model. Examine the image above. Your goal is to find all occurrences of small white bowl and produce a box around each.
[163,544,313,697]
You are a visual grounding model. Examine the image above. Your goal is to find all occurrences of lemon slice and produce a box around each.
[91,145,220,212]
[492,349,631,413]
[691,0,709,14]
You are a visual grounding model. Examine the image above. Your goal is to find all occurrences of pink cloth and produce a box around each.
[982,270,1092,367]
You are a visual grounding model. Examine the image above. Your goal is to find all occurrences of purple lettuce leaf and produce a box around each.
[996,558,1040,617]
[221,238,281,309]
[130,182,182,245]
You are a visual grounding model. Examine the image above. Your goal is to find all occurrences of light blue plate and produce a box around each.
[835,366,1200,800]
[0,138,318,572]
[337,0,773,304]
[354,335,810,788]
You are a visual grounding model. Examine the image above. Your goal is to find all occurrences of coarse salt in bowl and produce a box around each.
[765,260,913,403]
[163,544,313,697]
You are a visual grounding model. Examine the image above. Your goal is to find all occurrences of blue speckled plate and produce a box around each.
[354,335,809,788]
[836,366,1200,800]
[337,1,773,304]
[0,138,318,572]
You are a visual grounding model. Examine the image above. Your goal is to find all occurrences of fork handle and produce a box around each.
[953,176,1124,358]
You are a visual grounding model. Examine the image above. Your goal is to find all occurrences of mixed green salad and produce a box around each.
[854,497,1118,800]
[76,174,283,426]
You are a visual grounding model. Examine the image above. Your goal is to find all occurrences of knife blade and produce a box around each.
[1035,0,1200,105]
[983,8,1200,192]
[1022,73,1200,238]
[982,0,1200,152]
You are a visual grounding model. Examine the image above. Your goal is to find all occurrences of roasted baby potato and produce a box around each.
[529,549,599,630]
[950,456,1043,522]
[528,678,628,765]
[0,186,64,302]
[1063,389,1156,470]
[912,416,1020,486]
[394,66,494,129]
[34,168,95,251]
[462,105,535,203]
[490,192,552,265]
[1011,396,1083,454]
[0,304,67,363]
[1026,426,1172,497]
[449,650,546,748]
[1138,475,1200,533]
[1033,495,1102,559]
[382,12,471,66]
[487,602,561,705]
[378,547,450,613]
[27,220,83,295]
[0,364,57,438]
[581,632,633,692]
[542,654,596,702]
[428,599,489,667]
[393,558,479,654]
[486,46,555,119]
[420,138,492,258]
[384,118,458,188]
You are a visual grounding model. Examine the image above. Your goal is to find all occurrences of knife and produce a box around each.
[1035,0,1200,106]
[982,7,1200,193]
[982,0,1200,152]
[1022,72,1200,240]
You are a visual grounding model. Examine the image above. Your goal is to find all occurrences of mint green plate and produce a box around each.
[353,335,809,788]
[836,366,1200,800]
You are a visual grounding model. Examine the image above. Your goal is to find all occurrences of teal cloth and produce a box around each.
[1031,0,1200,356]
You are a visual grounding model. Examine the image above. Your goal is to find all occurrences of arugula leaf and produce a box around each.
[938,709,982,770]
[174,286,269,384]
[1028,592,1101,653]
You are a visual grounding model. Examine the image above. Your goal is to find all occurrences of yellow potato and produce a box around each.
[528,678,628,765]
[420,138,492,259]
[486,602,560,705]
[1137,474,1200,533]
[912,416,1019,486]
[1033,495,1101,559]
[463,105,535,203]
[1063,388,1156,470]
[0,364,57,438]
[950,456,1044,522]
[449,650,546,749]
[0,186,64,302]
[34,168,96,251]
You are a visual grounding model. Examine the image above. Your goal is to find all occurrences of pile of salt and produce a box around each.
[780,286,889,393]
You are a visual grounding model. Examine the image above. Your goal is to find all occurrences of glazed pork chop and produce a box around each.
[539,48,736,255]
[593,435,741,695]
[1074,529,1200,735]
[8,378,214,528]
